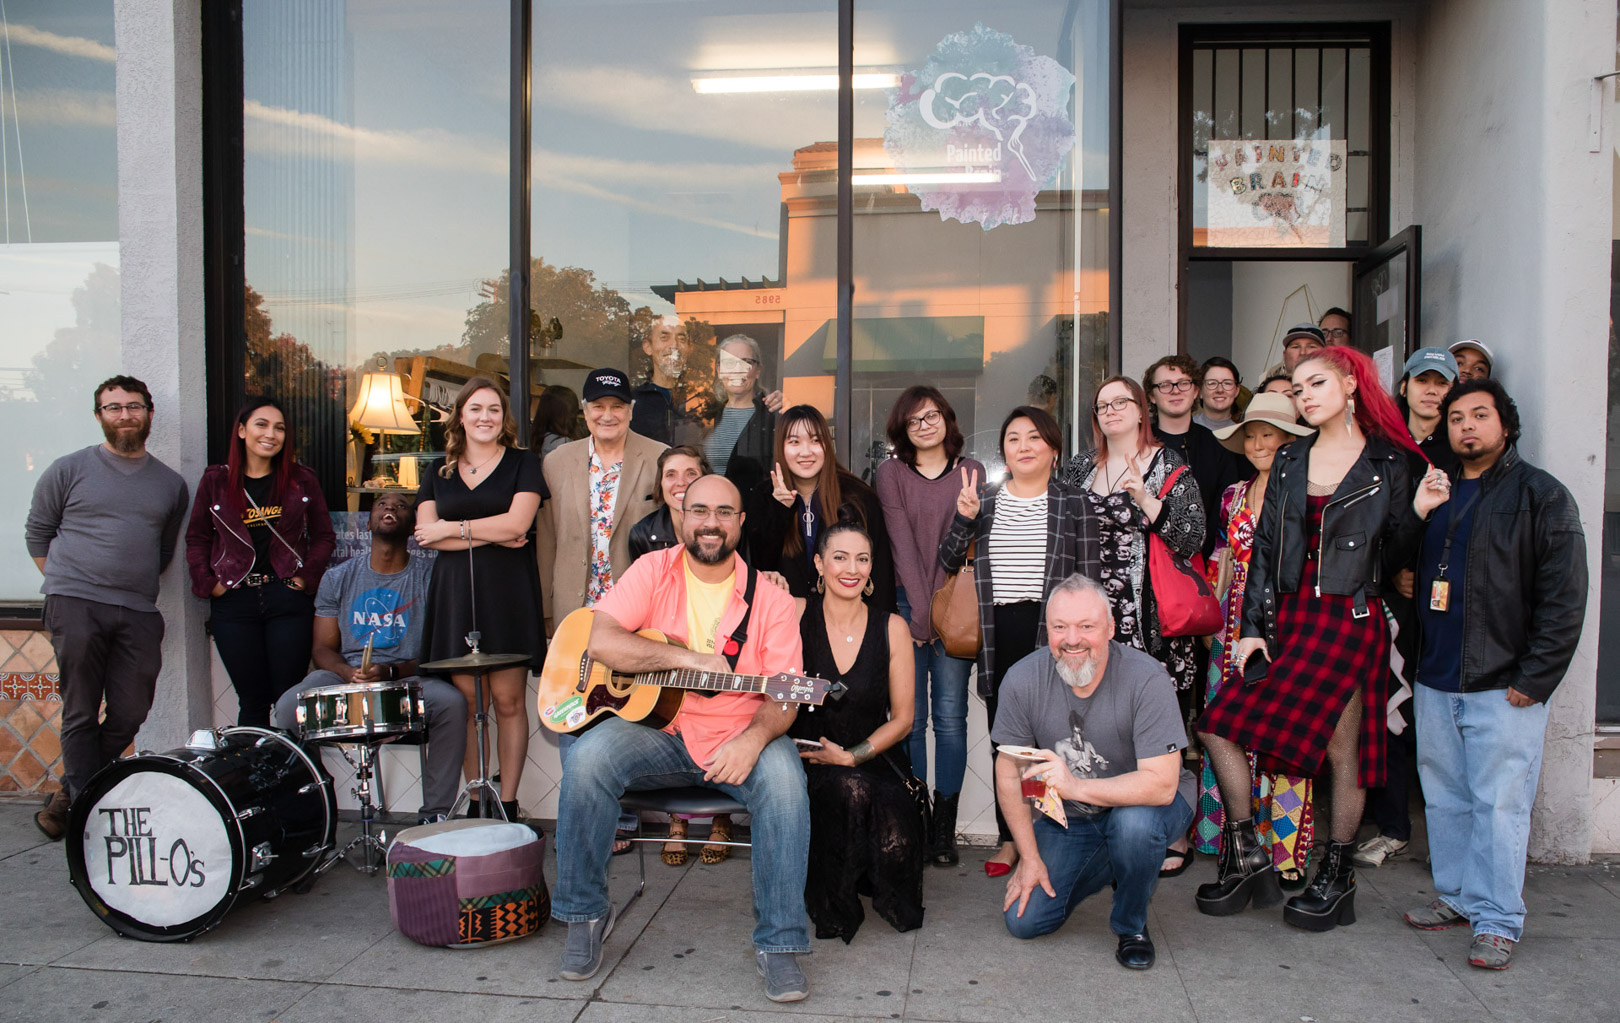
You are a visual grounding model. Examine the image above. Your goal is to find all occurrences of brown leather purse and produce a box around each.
[930,540,981,659]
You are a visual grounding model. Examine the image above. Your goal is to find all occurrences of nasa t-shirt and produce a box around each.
[990,641,1196,817]
[313,555,433,667]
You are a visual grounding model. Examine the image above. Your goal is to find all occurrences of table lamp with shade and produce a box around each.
[350,361,424,489]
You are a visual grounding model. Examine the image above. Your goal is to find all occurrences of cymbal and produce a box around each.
[421,651,532,672]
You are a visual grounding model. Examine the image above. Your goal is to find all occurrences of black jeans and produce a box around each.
[1369,722,1418,842]
[44,595,165,801]
[210,583,316,728]
[986,600,1042,845]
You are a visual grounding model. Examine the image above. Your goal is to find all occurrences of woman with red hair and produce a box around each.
[1194,346,1440,932]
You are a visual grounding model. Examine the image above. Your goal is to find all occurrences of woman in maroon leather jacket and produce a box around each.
[185,397,334,727]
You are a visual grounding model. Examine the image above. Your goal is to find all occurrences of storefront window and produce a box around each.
[845,3,1111,475]
[242,1,509,527]
[0,1,120,604]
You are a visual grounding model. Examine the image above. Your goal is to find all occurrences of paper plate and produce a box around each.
[997,745,1049,761]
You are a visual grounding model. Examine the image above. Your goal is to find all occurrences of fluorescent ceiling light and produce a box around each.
[852,171,1003,185]
[692,72,900,94]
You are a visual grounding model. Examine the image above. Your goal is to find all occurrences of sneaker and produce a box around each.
[755,950,809,1002]
[34,790,68,842]
[1468,932,1514,970]
[558,904,615,981]
[1403,898,1468,931]
[1351,834,1409,868]
[417,812,449,827]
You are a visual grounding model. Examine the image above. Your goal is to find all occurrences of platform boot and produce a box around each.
[1282,839,1356,931]
[1194,818,1283,916]
[929,791,960,866]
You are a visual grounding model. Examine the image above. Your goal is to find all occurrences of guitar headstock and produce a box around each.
[762,673,837,706]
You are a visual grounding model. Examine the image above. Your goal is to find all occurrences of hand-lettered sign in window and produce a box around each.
[1205,139,1348,248]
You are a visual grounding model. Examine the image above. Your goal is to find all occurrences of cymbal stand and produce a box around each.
[447,528,509,822]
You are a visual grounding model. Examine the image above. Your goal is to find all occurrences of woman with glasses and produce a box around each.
[1060,376,1205,875]
[873,386,985,865]
[939,406,1098,877]
[702,334,779,499]
[743,404,895,615]
[186,396,335,727]
[1194,357,1242,432]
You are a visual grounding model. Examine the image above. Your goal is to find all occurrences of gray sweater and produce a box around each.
[874,454,986,643]
[25,445,190,612]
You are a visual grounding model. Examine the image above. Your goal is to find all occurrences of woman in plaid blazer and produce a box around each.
[938,405,1100,878]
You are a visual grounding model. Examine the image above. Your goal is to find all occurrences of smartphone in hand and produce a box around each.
[1243,651,1271,687]
[792,738,824,751]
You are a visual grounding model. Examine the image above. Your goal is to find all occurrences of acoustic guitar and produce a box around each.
[537,608,841,734]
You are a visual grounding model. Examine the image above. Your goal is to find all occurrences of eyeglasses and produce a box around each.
[1093,396,1138,415]
[905,409,943,430]
[685,505,739,523]
[97,402,150,416]
[1203,380,1238,391]
[1322,327,1350,341]
[1151,380,1196,394]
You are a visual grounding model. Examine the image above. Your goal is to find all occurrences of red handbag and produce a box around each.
[1147,466,1223,637]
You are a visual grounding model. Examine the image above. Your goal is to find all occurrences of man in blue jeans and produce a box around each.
[1403,378,1587,970]
[550,475,812,1001]
[992,574,1196,970]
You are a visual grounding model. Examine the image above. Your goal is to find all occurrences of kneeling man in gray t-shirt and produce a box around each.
[990,574,1196,971]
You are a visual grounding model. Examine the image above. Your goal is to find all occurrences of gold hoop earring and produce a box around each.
[862,578,875,597]
[815,576,825,594]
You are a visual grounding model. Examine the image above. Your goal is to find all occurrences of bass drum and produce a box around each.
[66,726,336,942]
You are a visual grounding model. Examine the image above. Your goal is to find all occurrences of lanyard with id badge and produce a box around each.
[1429,481,1481,613]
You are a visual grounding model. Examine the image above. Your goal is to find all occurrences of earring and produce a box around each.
[815,576,824,594]
[1345,396,1356,436]
[863,578,875,597]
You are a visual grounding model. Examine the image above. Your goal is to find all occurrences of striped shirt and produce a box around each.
[988,490,1048,603]
[704,406,753,474]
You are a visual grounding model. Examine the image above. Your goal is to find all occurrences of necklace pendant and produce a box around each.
[845,635,854,643]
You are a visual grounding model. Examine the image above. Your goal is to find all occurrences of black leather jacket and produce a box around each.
[1241,433,1423,646]
[1414,447,1588,703]
[627,504,677,565]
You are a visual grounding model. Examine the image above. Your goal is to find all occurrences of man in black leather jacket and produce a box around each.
[1400,378,1588,972]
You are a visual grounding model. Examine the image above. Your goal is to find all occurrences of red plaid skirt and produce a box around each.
[1198,497,1389,787]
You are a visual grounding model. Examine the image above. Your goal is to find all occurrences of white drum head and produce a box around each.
[81,771,233,928]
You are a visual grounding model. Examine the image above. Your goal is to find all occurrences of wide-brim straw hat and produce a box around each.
[1214,393,1315,454]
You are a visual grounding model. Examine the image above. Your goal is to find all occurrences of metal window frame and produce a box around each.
[202,0,1123,470]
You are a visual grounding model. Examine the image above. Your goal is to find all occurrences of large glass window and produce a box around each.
[0,0,120,605]
[242,1,509,519]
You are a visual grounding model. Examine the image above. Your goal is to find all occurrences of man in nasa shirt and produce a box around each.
[273,493,467,823]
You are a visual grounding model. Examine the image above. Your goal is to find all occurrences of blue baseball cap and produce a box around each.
[1402,346,1458,382]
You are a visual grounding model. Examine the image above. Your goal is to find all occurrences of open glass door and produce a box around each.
[1352,225,1421,391]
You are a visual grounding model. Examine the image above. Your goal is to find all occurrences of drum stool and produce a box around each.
[387,819,549,947]
[617,787,750,915]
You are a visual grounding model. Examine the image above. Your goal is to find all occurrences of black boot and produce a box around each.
[1283,839,1356,931]
[1194,818,1283,916]
[929,791,960,866]
[500,799,522,822]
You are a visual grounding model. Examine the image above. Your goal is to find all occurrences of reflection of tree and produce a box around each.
[23,263,120,445]
[243,283,347,503]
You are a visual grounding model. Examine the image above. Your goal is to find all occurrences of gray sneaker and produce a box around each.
[1468,932,1514,970]
[1351,834,1409,868]
[559,904,615,981]
[1403,898,1468,931]
[755,950,809,1002]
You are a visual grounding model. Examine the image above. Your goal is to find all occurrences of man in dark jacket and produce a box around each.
[1400,378,1587,972]
[629,315,704,446]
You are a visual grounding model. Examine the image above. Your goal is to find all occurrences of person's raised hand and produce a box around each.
[1413,464,1452,518]
[957,466,981,519]
[771,463,795,507]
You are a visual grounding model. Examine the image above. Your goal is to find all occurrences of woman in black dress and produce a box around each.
[790,521,924,942]
[414,376,547,821]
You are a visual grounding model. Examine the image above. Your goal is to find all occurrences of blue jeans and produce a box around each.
[553,717,811,953]
[559,732,639,834]
[1415,684,1549,942]
[896,586,972,794]
[1004,795,1193,939]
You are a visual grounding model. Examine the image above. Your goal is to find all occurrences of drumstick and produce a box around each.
[360,634,375,673]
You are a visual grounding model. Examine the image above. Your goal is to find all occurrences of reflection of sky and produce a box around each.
[242,1,1110,364]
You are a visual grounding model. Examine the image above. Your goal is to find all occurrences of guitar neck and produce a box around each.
[634,667,771,695]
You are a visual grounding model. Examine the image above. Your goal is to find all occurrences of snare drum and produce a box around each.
[296,679,425,742]
[67,727,336,942]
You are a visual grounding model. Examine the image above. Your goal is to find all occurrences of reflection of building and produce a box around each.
[664,139,1109,475]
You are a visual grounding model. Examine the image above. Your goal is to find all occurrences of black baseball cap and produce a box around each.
[582,368,633,403]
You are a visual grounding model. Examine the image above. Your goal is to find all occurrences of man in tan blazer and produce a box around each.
[537,367,666,636]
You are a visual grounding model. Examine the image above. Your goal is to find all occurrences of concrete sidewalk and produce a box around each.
[0,802,1615,1023]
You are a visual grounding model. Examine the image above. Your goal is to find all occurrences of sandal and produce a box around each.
[700,815,733,865]
[661,819,689,866]
[1158,845,1194,878]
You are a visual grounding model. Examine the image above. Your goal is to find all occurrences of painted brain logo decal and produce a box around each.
[885,24,1075,230]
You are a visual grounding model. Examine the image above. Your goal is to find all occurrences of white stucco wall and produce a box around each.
[1412,0,1614,863]
[116,0,212,752]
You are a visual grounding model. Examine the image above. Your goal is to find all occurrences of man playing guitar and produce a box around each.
[553,474,813,1002]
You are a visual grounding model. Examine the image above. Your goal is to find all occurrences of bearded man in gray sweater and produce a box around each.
[24,375,190,840]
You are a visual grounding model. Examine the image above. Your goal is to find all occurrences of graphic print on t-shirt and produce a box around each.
[348,586,414,651]
[1053,708,1110,815]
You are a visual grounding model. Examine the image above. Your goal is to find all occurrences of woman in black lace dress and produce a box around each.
[790,521,924,942]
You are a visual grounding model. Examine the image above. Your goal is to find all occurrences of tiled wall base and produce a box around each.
[0,693,63,796]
